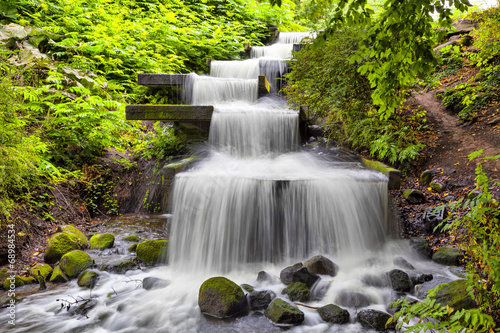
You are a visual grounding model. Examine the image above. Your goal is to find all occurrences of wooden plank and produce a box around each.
[126,105,214,121]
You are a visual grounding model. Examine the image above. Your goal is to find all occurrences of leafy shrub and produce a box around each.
[285,28,425,166]
[140,123,185,161]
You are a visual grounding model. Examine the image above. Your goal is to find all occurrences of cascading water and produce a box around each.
[0,32,459,333]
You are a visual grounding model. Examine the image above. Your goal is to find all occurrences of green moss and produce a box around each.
[59,225,89,248]
[198,276,248,318]
[49,264,69,283]
[264,298,304,325]
[317,304,350,324]
[122,235,140,242]
[430,181,444,193]
[60,250,94,278]
[0,268,8,289]
[29,263,53,280]
[77,270,100,288]
[44,232,80,264]
[362,159,401,190]
[136,239,168,265]
[2,275,36,289]
[90,233,115,250]
[282,282,310,302]
[128,243,138,252]
[432,247,463,266]
[433,279,477,310]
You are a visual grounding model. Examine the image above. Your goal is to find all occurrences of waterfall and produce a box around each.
[169,153,392,273]
[210,59,260,79]
[191,75,258,104]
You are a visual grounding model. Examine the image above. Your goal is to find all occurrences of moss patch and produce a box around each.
[60,250,94,278]
[264,298,304,326]
[136,239,168,265]
[59,225,89,248]
[29,263,53,280]
[77,270,100,288]
[90,233,115,250]
[122,235,140,242]
[3,275,36,289]
[282,282,310,302]
[198,276,248,318]
[433,279,477,310]
[49,264,69,283]
[44,232,81,264]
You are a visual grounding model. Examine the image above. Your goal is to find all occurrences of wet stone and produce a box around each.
[257,271,273,283]
[402,189,426,204]
[393,257,414,270]
[142,277,170,290]
[241,284,254,293]
[264,299,304,326]
[317,304,349,324]
[357,309,395,331]
[292,267,319,288]
[304,255,338,277]
[280,263,303,285]
[282,282,310,302]
[362,274,390,288]
[335,290,372,308]
[387,269,413,293]
[432,247,463,266]
[249,290,276,310]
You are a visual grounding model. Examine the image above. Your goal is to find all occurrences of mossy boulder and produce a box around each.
[58,225,88,248]
[0,268,8,289]
[432,247,463,266]
[100,260,139,274]
[317,304,349,324]
[89,233,115,250]
[282,282,310,302]
[60,250,93,278]
[123,235,140,242]
[198,276,248,318]
[387,269,413,292]
[44,232,81,264]
[3,275,36,289]
[49,264,69,283]
[77,270,100,288]
[264,298,304,326]
[402,189,426,204]
[430,181,445,193]
[432,279,477,310]
[128,243,138,252]
[136,239,168,265]
[357,309,395,331]
[29,263,53,280]
[419,169,437,186]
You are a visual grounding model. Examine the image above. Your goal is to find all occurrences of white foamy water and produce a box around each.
[191,75,258,104]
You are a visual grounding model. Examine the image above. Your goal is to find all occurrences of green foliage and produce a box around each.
[322,0,471,119]
[389,285,496,332]
[437,151,500,318]
[140,123,185,161]
[285,28,425,166]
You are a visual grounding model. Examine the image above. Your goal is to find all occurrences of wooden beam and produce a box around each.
[126,105,214,121]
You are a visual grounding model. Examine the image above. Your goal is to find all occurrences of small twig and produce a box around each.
[111,287,118,296]
[294,303,319,310]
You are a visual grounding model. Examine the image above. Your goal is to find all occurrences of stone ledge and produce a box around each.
[138,73,191,86]
[362,159,401,190]
[126,105,214,121]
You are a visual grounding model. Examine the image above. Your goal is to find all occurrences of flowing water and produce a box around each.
[0,32,460,332]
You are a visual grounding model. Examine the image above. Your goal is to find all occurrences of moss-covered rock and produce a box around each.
[123,235,140,242]
[432,247,463,266]
[198,276,248,318]
[3,275,36,290]
[58,225,88,248]
[49,264,69,283]
[89,233,115,250]
[0,268,8,289]
[419,168,437,186]
[100,260,139,274]
[29,263,53,280]
[77,270,100,288]
[264,298,304,326]
[432,279,477,310]
[240,284,254,293]
[60,250,93,278]
[317,304,349,324]
[44,232,81,264]
[357,309,394,331]
[128,243,138,252]
[282,282,310,302]
[136,239,168,265]
[430,181,445,193]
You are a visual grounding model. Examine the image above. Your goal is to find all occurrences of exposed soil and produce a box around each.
[391,88,500,249]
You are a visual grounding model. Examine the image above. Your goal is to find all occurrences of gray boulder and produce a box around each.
[77,270,99,289]
[292,267,320,288]
[433,279,477,310]
[317,304,349,324]
[249,290,276,310]
[357,309,395,331]
[335,290,372,308]
[304,255,338,276]
[387,269,413,292]
[280,263,302,285]
[143,277,170,290]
